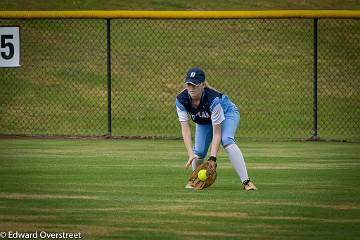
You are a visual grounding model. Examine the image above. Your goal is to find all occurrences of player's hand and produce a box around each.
[185,154,199,168]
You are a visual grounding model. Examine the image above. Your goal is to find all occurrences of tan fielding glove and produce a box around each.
[188,156,217,190]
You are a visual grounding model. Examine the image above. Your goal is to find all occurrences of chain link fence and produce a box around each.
[0,17,359,141]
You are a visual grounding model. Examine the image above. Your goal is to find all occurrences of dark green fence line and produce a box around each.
[0,19,359,141]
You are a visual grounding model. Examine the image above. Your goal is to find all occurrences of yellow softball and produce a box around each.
[197,169,207,181]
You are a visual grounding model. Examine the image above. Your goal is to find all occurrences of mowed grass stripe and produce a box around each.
[0,139,359,240]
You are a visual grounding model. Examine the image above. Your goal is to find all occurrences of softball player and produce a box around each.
[176,67,257,190]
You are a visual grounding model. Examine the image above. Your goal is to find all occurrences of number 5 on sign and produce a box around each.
[0,26,20,67]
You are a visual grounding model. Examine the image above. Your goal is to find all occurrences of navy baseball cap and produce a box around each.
[185,67,205,86]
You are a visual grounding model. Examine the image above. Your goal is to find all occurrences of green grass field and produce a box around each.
[1,2,359,239]
[1,139,359,240]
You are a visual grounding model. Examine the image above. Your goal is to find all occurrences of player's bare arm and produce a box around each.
[210,123,221,157]
[180,121,199,168]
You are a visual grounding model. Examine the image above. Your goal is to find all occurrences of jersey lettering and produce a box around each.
[191,111,210,120]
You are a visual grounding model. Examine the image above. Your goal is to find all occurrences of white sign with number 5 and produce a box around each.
[0,26,20,67]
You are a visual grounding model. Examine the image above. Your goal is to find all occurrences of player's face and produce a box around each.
[186,83,204,100]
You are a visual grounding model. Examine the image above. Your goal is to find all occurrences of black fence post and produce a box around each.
[106,19,112,137]
[309,18,320,141]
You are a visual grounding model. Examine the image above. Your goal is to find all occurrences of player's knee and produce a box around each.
[194,150,207,159]
[221,136,235,146]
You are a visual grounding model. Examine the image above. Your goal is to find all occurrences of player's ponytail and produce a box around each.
[203,81,219,92]
[203,81,211,89]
